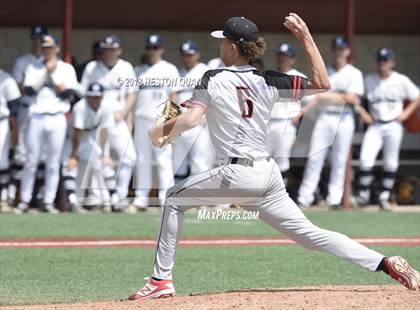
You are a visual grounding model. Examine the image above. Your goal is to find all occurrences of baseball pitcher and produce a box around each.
[128,15,420,300]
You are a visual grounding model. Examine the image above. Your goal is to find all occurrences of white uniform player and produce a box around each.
[16,34,78,214]
[207,57,225,69]
[297,37,364,209]
[133,35,179,207]
[129,16,419,301]
[10,26,47,203]
[0,69,20,208]
[81,35,137,204]
[62,82,116,212]
[174,41,214,183]
[267,43,307,185]
[357,48,420,209]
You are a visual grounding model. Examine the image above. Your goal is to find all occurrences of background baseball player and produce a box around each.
[356,48,420,209]
[296,37,364,209]
[267,43,307,186]
[0,67,20,211]
[62,82,117,213]
[81,35,137,208]
[173,41,214,184]
[128,15,420,300]
[16,34,78,214]
[133,35,179,208]
[10,26,48,206]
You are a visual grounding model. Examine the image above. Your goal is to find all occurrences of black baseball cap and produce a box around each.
[377,48,395,61]
[31,25,48,38]
[100,35,122,49]
[86,82,105,97]
[41,34,58,48]
[145,34,164,47]
[332,36,349,49]
[277,43,296,58]
[211,16,259,43]
[180,41,199,54]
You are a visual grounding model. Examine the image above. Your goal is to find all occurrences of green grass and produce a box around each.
[0,246,419,306]
[0,210,419,305]
[0,210,419,239]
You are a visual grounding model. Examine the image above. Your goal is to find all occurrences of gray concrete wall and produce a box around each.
[1,27,419,84]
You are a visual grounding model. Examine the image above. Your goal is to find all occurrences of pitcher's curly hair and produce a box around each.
[236,37,266,62]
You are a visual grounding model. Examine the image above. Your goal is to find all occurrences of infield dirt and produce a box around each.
[2,285,419,310]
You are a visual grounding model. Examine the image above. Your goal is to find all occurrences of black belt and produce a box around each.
[376,119,396,124]
[229,157,270,167]
[38,112,64,116]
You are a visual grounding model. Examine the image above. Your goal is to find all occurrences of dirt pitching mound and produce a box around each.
[3,285,419,310]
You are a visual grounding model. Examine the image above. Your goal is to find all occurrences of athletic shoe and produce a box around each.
[128,278,176,300]
[132,197,149,211]
[70,202,86,214]
[385,256,420,290]
[43,203,59,214]
[356,189,370,207]
[297,202,310,210]
[378,198,392,211]
[328,204,342,210]
[14,202,29,214]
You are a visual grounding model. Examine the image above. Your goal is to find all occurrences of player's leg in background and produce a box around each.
[108,120,136,205]
[42,114,67,212]
[378,121,403,209]
[267,119,296,186]
[180,125,214,177]
[133,118,154,208]
[327,113,355,208]
[172,131,191,184]
[0,118,10,210]
[155,144,174,206]
[80,138,116,211]
[297,115,332,208]
[9,105,29,206]
[18,114,44,212]
[357,123,383,206]
[252,159,385,272]
[61,137,81,212]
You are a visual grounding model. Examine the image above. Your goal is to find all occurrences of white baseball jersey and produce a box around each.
[271,68,307,119]
[135,60,179,120]
[12,53,44,106]
[183,65,308,160]
[0,69,21,118]
[323,64,364,113]
[81,59,137,112]
[23,60,78,114]
[207,58,225,69]
[365,71,419,122]
[70,98,115,140]
[177,62,209,111]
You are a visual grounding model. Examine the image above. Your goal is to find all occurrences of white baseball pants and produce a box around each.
[172,124,215,180]
[107,120,137,199]
[267,119,297,185]
[21,113,67,204]
[298,113,355,206]
[0,118,10,170]
[134,117,174,203]
[61,137,114,203]
[152,157,384,280]
[13,105,30,165]
[360,121,403,172]
[0,118,10,189]
[358,120,403,200]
